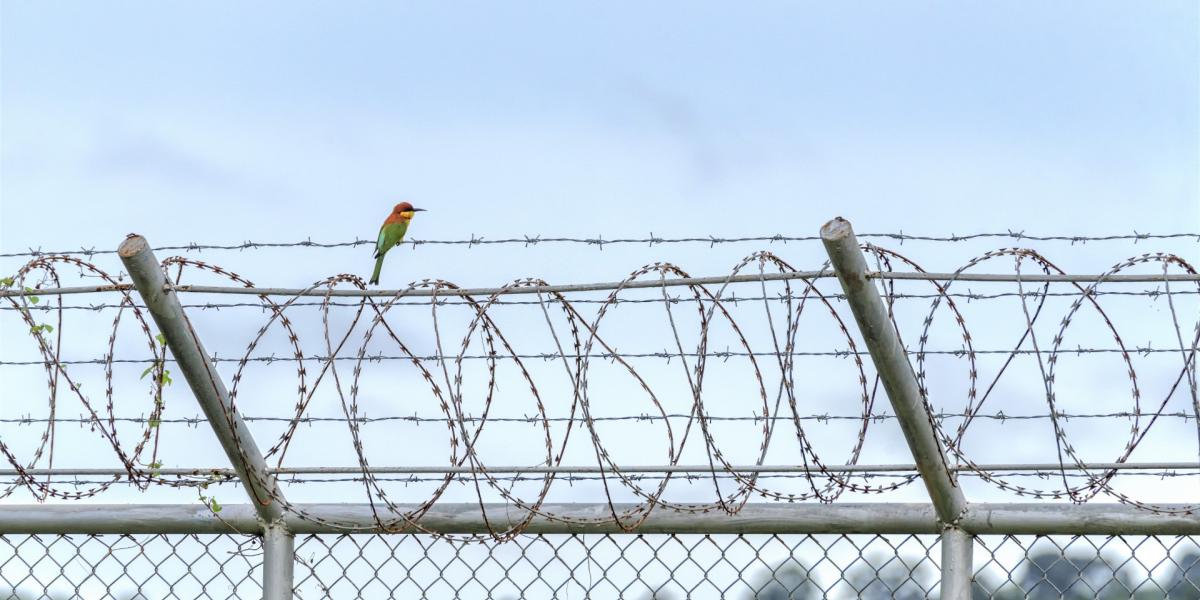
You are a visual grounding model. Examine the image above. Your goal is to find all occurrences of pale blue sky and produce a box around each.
[1,3,1197,512]
[2,2,1197,270]
[2,9,1198,599]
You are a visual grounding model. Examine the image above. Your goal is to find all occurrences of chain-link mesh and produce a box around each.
[3,533,1197,599]
[974,535,1200,599]
[290,533,940,599]
[0,533,261,599]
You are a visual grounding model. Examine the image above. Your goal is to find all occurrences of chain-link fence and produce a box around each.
[4,223,1197,598]
[3,533,1197,599]
[0,533,261,599]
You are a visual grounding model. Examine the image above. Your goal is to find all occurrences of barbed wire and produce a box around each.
[6,287,1198,313]
[1,242,1197,539]
[12,469,1200,491]
[0,345,1188,368]
[3,410,1194,426]
[4,230,1198,258]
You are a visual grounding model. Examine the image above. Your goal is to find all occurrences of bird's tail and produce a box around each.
[369,255,385,286]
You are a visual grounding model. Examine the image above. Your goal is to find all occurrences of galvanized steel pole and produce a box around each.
[940,528,974,598]
[263,524,295,599]
[119,234,293,598]
[820,217,972,598]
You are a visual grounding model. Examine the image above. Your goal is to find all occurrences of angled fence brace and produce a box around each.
[821,218,973,600]
[119,235,294,600]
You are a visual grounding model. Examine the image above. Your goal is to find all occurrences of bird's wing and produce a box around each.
[375,227,388,257]
[374,221,410,258]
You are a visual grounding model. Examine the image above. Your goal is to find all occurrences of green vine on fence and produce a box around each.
[141,333,172,428]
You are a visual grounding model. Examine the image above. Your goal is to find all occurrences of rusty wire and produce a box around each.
[1,243,1197,541]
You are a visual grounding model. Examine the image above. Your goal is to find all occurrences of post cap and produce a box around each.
[820,217,853,241]
[118,234,148,258]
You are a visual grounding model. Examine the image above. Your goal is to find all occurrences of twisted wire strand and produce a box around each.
[4,230,1198,258]
[3,410,1196,426]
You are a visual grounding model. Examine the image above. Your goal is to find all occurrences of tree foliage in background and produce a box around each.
[751,561,820,599]
[974,549,1200,600]
[746,548,1199,599]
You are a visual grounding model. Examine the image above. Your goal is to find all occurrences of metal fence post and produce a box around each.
[940,527,973,598]
[119,234,294,599]
[264,523,296,600]
[820,217,973,599]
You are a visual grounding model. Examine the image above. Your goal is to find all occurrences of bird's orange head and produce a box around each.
[392,202,426,219]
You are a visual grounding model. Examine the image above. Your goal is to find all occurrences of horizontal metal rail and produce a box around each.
[6,461,1197,478]
[0,502,1197,535]
[3,270,1197,299]
[0,283,133,297]
[4,288,1196,313]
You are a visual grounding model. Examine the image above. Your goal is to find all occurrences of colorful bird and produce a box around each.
[370,202,426,285]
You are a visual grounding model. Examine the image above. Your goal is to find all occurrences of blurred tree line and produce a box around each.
[744,549,1200,599]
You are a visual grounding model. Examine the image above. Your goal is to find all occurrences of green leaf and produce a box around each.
[0,276,13,287]
[161,370,173,386]
[209,498,222,513]
[155,333,167,346]
[30,324,54,335]
[148,418,160,428]
[24,288,39,304]
[141,365,154,380]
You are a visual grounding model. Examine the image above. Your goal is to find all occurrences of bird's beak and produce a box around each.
[412,208,427,212]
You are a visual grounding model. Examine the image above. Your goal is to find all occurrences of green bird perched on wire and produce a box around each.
[370,201,426,285]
